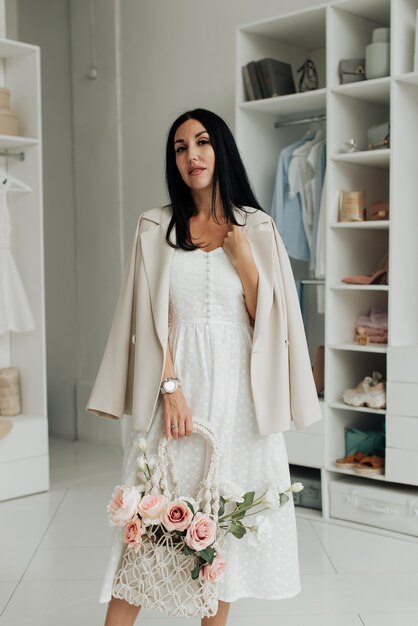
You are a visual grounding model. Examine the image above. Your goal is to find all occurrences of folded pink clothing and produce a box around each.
[355,326,388,338]
[355,307,388,331]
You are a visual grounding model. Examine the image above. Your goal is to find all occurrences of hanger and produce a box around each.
[0,165,32,192]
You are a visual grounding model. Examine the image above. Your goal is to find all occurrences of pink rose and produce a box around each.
[161,499,193,531]
[199,554,226,582]
[137,493,167,524]
[185,512,217,550]
[107,485,142,527]
[123,517,146,552]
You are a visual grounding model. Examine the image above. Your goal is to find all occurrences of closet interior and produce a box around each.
[0,38,48,501]
[236,0,418,536]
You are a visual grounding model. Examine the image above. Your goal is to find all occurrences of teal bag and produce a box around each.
[344,426,385,457]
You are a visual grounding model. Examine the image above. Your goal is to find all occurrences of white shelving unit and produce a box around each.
[236,0,418,530]
[0,38,48,501]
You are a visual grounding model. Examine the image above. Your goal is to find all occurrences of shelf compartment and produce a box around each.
[332,76,390,105]
[331,220,389,230]
[239,88,326,118]
[332,149,390,168]
[329,402,386,415]
[326,350,387,406]
[330,342,388,353]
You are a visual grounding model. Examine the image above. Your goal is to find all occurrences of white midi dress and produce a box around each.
[99,245,301,604]
[0,182,35,335]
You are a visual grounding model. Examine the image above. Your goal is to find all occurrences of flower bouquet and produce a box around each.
[107,418,303,618]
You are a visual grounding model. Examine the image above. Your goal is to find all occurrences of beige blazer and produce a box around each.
[86,205,322,435]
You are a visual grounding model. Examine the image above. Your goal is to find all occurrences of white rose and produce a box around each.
[136,437,148,454]
[287,482,304,493]
[219,481,245,503]
[247,514,273,548]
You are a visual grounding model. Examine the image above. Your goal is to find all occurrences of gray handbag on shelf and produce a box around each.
[339,58,366,84]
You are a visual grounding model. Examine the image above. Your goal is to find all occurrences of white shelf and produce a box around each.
[331,221,389,230]
[330,284,389,291]
[236,0,417,529]
[239,88,327,118]
[332,77,390,105]
[395,71,418,86]
[0,38,38,58]
[332,149,390,168]
[0,135,38,149]
[326,465,387,482]
[329,402,386,415]
[329,342,388,354]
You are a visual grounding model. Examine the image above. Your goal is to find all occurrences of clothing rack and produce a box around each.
[274,113,326,129]
[0,150,25,161]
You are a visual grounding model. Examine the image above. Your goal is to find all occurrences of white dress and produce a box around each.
[0,182,35,335]
[99,245,301,604]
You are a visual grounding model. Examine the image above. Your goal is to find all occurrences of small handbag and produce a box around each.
[339,58,366,84]
[297,58,319,92]
[111,417,222,618]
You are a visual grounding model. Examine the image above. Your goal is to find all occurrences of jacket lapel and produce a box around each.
[141,206,273,354]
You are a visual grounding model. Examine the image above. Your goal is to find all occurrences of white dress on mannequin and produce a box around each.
[100,244,301,604]
[0,175,35,334]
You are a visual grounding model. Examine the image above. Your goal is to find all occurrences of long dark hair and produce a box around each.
[164,108,265,250]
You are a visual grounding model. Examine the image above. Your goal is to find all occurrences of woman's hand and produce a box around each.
[223,225,259,321]
[222,224,253,268]
[162,388,193,440]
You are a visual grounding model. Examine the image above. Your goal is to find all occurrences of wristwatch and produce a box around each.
[160,377,182,395]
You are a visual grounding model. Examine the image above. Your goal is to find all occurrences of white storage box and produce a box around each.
[330,476,418,536]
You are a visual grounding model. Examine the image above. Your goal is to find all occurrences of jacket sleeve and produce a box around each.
[266,217,323,430]
[85,214,145,421]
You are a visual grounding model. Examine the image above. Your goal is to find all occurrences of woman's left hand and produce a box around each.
[222,224,253,268]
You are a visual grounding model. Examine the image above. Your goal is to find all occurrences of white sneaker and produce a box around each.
[342,372,386,409]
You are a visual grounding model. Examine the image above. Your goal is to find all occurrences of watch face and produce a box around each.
[164,380,176,393]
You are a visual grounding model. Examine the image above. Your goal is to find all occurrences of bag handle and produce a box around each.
[149,417,220,518]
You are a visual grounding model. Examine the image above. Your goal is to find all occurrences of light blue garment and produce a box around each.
[309,141,326,273]
[270,133,314,262]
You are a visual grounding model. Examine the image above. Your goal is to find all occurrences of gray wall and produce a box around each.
[17,0,78,441]
[14,0,328,445]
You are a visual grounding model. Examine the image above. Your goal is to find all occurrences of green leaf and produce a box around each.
[230,521,246,539]
[199,546,215,564]
[280,493,289,506]
[242,491,255,507]
[186,501,195,514]
[191,564,203,580]
[183,545,195,556]
[233,509,246,521]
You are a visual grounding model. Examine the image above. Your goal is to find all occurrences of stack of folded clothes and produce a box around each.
[354,306,388,344]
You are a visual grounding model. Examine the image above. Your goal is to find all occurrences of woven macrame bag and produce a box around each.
[111,417,223,618]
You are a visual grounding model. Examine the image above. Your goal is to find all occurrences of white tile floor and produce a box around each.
[1,438,418,626]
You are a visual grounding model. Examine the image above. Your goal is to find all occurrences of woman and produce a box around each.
[87,108,321,626]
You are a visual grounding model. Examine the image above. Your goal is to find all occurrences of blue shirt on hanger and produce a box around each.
[270,133,314,262]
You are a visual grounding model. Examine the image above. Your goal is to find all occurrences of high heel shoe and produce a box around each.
[342,252,388,285]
